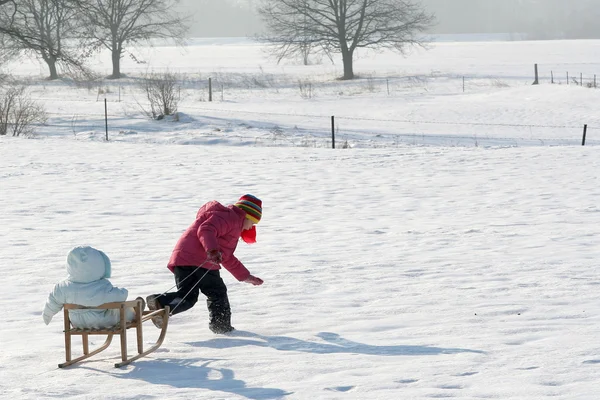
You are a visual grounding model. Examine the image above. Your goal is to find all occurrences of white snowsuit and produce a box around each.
[42,246,134,329]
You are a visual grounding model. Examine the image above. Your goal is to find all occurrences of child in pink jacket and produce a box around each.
[147,194,264,333]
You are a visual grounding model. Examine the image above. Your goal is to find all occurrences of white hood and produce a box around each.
[66,246,111,283]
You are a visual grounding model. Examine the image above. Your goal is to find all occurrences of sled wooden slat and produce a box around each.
[58,300,169,368]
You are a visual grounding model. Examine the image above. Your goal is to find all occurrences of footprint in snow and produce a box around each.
[454,371,478,376]
[325,386,354,392]
[397,379,419,384]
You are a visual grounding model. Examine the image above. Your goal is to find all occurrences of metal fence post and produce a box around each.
[104,98,108,141]
[331,116,335,149]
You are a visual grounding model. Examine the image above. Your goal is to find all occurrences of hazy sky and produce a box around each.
[175,0,600,39]
[174,0,262,37]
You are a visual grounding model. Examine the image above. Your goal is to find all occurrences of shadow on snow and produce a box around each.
[82,331,483,399]
[187,330,485,356]
[103,357,292,399]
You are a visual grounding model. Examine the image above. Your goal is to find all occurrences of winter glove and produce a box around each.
[206,249,222,264]
[43,312,52,325]
[245,275,263,286]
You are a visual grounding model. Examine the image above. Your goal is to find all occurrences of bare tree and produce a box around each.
[281,0,320,65]
[258,0,435,80]
[0,2,38,65]
[0,0,86,79]
[79,0,188,79]
[0,31,20,66]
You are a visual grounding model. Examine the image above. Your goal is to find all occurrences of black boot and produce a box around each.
[208,297,234,334]
[209,323,235,334]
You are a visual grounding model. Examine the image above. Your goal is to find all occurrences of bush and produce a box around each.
[298,79,313,98]
[0,85,47,136]
[139,71,180,119]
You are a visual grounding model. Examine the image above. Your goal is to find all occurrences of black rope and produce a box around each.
[154,260,213,316]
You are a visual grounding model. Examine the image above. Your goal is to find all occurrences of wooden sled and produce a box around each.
[58,299,170,368]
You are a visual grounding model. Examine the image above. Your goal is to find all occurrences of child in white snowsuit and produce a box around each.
[42,246,140,329]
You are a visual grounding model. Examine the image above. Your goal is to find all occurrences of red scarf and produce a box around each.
[241,225,257,244]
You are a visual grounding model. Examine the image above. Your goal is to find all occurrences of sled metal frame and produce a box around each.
[59,300,169,368]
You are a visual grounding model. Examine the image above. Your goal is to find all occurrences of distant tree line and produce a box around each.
[0,0,188,80]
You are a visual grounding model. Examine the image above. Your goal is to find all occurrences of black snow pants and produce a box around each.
[156,266,232,330]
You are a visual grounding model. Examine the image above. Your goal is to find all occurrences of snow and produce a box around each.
[1,37,600,399]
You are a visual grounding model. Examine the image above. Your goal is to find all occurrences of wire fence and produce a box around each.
[548,71,597,87]
[7,68,600,148]
[23,104,597,149]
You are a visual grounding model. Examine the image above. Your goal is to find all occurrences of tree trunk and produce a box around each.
[303,47,309,66]
[110,47,121,79]
[44,56,59,80]
[341,48,354,80]
[48,60,58,80]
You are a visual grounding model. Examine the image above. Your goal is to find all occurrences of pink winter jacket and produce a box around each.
[167,201,250,281]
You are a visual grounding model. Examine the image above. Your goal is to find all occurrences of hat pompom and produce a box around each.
[234,194,262,224]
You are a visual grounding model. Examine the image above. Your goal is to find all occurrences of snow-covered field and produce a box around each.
[5,37,600,148]
[1,38,600,399]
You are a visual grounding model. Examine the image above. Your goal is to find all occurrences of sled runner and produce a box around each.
[58,299,170,368]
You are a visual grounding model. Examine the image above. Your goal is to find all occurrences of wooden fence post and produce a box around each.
[533,64,539,85]
[208,78,212,102]
[582,124,588,146]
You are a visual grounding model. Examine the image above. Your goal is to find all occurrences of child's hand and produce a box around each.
[245,275,264,286]
[206,249,222,264]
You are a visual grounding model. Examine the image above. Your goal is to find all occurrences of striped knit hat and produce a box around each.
[234,194,262,224]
